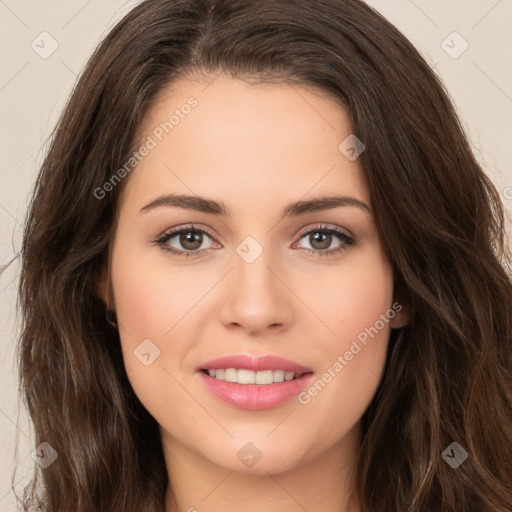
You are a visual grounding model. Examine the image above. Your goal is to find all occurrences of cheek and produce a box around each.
[295,250,394,424]
[309,247,394,346]
[109,239,198,410]
[110,239,206,341]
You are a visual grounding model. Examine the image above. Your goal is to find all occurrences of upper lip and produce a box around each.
[198,354,313,374]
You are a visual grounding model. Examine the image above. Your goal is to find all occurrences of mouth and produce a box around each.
[196,355,315,410]
[199,368,310,384]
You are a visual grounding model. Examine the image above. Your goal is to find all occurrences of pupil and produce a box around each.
[312,232,330,250]
[181,231,202,250]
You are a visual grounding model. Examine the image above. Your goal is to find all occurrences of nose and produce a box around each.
[218,246,295,335]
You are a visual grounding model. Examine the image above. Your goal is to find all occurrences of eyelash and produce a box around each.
[153,223,356,259]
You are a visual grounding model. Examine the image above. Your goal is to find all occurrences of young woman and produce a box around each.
[14,0,512,511]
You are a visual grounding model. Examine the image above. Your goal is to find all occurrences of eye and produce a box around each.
[154,224,217,259]
[154,223,356,259]
[294,224,356,257]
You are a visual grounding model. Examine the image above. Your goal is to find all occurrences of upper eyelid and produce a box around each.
[296,223,353,238]
[157,223,354,245]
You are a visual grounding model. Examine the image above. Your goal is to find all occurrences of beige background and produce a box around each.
[0,1,511,509]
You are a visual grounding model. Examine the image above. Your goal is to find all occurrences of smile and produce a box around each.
[201,368,300,384]
[197,354,315,410]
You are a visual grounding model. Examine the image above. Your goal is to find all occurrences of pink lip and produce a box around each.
[198,371,315,410]
[197,354,314,410]
[198,354,312,374]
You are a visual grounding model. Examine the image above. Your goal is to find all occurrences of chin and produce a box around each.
[203,436,310,475]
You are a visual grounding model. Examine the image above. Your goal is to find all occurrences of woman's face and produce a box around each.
[104,75,409,475]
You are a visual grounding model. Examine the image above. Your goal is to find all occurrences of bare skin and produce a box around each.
[100,75,410,512]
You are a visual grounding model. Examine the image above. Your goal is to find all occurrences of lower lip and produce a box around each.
[198,371,315,410]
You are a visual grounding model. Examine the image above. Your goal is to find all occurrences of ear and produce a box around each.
[390,277,412,329]
[390,302,410,329]
[95,263,114,311]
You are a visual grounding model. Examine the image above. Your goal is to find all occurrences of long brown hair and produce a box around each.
[13,0,512,510]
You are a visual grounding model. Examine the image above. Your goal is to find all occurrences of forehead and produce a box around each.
[122,75,369,212]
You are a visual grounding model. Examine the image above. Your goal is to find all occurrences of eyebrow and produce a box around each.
[139,193,371,218]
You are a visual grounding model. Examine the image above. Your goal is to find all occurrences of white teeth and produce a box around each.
[255,370,273,384]
[273,370,284,383]
[224,368,238,382]
[206,368,298,384]
[237,369,255,384]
